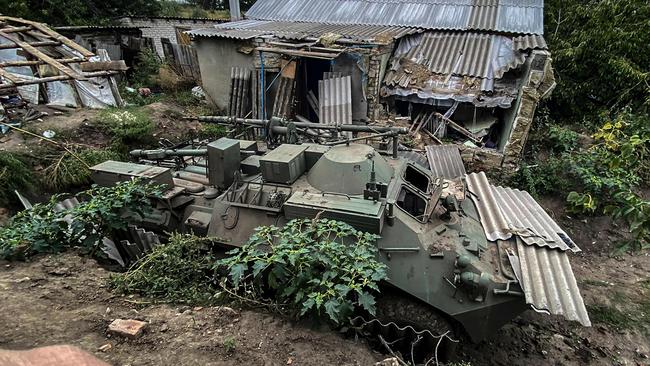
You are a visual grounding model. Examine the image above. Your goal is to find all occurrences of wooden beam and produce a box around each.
[0,30,84,80]
[0,57,84,67]
[80,60,128,72]
[0,71,119,89]
[0,68,24,83]
[0,40,60,50]
[0,26,32,34]
[0,16,94,58]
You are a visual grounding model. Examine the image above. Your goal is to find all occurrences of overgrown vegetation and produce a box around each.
[95,107,155,147]
[111,234,222,305]
[0,180,161,260]
[511,0,650,252]
[220,219,388,324]
[40,148,122,190]
[0,152,35,207]
[111,219,387,325]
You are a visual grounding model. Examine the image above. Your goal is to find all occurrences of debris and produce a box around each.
[42,130,56,138]
[191,86,205,99]
[108,319,147,339]
[97,343,112,352]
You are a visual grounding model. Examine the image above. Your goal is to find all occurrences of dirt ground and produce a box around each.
[1,198,649,366]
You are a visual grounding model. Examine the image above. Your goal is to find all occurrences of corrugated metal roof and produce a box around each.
[426,144,467,179]
[188,19,420,42]
[246,0,544,35]
[515,239,591,326]
[513,34,547,51]
[387,31,532,85]
[466,172,580,252]
[464,171,590,326]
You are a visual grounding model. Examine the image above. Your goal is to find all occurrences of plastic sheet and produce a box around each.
[46,81,78,108]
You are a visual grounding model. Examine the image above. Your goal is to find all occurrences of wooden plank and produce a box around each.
[0,68,25,83]
[0,71,118,89]
[0,40,60,50]
[0,16,95,58]
[0,57,83,67]
[79,60,128,72]
[0,26,32,34]
[0,30,84,80]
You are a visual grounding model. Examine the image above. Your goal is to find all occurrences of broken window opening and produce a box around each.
[404,164,430,193]
[396,186,428,223]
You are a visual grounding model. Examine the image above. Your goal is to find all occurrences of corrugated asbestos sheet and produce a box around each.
[465,171,590,326]
[466,172,580,252]
[246,0,544,35]
[513,34,547,51]
[319,75,352,126]
[516,239,591,326]
[385,31,541,90]
[425,145,466,179]
[187,19,420,42]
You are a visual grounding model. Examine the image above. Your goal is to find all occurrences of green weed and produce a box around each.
[110,234,222,305]
[587,304,635,330]
[40,148,122,191]
[95,107,155,146]
[222,336,236,353]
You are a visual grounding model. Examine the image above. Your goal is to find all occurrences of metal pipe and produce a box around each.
[194,116,409,135]
[324,131,397,146]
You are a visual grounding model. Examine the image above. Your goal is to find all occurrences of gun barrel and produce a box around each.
[130,149,208,159]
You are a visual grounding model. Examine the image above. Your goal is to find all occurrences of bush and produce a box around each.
[0,180,162,260]
[111,234,221,305]
[131,48,161,87]
[219,219,388,324]
[96,107,155,145]
[0,152,35,207]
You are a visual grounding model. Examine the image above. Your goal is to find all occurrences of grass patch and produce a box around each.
[582,279,611,287]
[587,304,635,330]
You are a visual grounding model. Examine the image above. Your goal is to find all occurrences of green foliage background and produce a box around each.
[516,0,650,251]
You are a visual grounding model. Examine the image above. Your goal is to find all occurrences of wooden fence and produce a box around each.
[161,38,201,82]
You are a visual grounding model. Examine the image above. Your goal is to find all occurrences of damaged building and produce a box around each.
[188,0,555,170]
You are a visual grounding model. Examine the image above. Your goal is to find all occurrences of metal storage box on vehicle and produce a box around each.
[207,138,240,189]
[90,161,173,188]
[259,144,307,184]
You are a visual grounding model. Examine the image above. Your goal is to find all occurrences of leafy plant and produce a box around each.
[110,234,222,305]
[131,48,162,87]
[0,180,162,260]
[547,125,580,153]
[196,123,227,141]
[0,151,35,207]
[219,219,388,324]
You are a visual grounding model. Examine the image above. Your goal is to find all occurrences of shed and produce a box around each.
[188,0,555,171]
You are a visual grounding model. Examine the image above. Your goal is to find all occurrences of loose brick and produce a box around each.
[108,319,147,339]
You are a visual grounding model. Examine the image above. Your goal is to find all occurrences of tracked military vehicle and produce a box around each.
[91,116,590,351]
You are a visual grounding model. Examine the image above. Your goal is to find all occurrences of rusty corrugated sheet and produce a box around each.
[188,20,420,42]
[425,145,466,179]
[246,0,544,35]
[515,239,591,326]
[318,75,352,126]
[466,172,580,252]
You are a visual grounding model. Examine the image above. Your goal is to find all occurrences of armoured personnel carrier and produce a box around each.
[90,116,590,354]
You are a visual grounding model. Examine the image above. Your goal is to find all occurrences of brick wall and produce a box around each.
[118,17,225,58]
